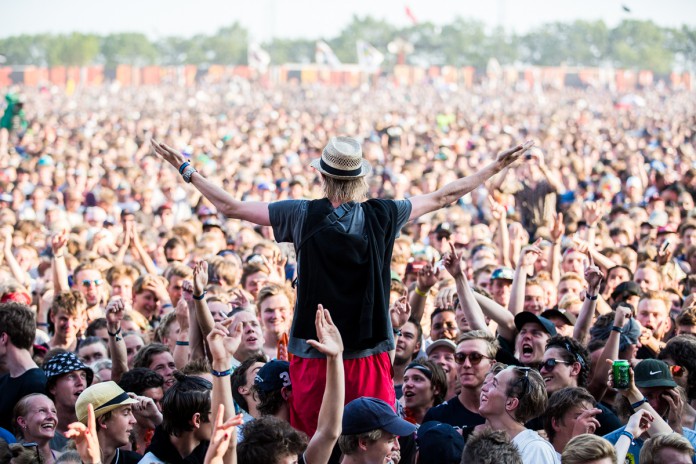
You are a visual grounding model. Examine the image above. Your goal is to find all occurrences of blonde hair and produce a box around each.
[562,434,617,464]
[321,175,369,204]
[640,433,695,464]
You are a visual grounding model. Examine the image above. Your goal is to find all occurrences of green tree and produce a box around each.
[203,23,248,64]
[100,33,157,67]
[609,20,673,72]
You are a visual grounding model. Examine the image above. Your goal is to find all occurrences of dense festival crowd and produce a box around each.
[1,77,696,464]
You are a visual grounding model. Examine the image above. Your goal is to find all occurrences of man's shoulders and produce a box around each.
[0,367,47,387]
[137,452,164,464]
[118,450,143,464]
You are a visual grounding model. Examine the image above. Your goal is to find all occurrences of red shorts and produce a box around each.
[289,352,395,437]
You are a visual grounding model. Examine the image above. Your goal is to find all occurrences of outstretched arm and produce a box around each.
[305,306,345,464]
[152,140,271,225]
[408,141,534,220]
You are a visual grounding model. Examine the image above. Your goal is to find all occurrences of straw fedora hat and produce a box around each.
[75,381,138,424]
[310,136,372,179]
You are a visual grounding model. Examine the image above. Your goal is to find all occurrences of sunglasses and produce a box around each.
[670,365,685,378]
[509,366,532,398]
[82,279,103,288]
[540,359,572,372]
[454,352,491,366]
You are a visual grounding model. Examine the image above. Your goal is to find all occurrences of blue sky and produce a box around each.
[4,0,696,41]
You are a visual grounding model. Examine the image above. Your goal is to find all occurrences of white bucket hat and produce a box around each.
[310,136,372,179]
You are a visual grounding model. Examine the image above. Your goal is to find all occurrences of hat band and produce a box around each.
[406,363,432,379]
[95,392,130,412]
[320,158,362,177]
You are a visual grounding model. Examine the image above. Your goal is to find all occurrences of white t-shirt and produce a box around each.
[512,429,560,464]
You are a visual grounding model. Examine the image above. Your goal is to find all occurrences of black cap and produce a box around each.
[514,312,557,336]
[611,281,642,302]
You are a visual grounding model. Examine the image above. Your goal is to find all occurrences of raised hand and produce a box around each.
[416,259,440,292]
[625,409,654,438]
[663,388,684,433]
[495,140,535,168]
[182,279,194,303]
[582,201,603,226]
[584,256,604,293]
[614,304,632,329]
[518,239,542,269]
[570,407,602,436]
[229,289,251,310]
[193,261,209,295]
[443,242,465,278]
[206,318,242,363]
[390,293,411,330]
[64,403,101,464]
[51,229,68,255]
[307,305,344,358]
[488,195,507,222]
[151,139,186,171]
[435,286,457,310]
[128,393,162,426]
[144,278,170,304]
[105,297,126,332]
[550,212,565,244]
[204,404,245,464]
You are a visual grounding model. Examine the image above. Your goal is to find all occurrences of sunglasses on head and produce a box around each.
[540,358,572,372]
[454,352,491,365]
[82,279,103,288]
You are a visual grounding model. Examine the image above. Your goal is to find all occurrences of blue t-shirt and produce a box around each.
[604,425,696,464]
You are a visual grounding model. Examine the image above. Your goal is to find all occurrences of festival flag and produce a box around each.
[356,40,384,72]
[315,41,341,67]
[405,5,418,25]
[248,42,271,72]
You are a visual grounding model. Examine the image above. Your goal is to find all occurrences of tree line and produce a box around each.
[1,16,695,73]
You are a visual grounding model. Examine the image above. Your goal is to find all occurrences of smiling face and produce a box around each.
[149,352,177,390]
[51,309,84,341]
[430,310,459,341]
[16,395,58,442]
[540,347,578,394]
[456,339,494,390]
[363,431,399,464]
[259,294,291,337]
[524,284,546,315]
[515,322,550,366]
[428,346,456,391]
[479,368,514,419]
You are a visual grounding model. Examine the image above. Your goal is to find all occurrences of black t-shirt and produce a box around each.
[0,368,47,430]
[111,450,142,464]
[422,395,485,429]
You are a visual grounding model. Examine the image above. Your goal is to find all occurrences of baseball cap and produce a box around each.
[541,309,577,326]
[514,313,557,337]
[416,421,465,464]
[254,360,291,393]
[491,267,514,281]
[342,397,417,436]
[426,339,456,357]
[611,281,642,302]
[634,359,677,389]
[75,381,138,424]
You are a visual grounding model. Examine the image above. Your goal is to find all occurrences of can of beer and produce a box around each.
[613,360,631,389]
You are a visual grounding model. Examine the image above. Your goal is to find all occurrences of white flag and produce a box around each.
[356,40,384,72]
[248,43,271,72]
[315,41,341,67]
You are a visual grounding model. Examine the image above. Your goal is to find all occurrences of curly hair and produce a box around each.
[546,335,591,388]
[658,335,696,401]
[237,416,308,464]
[118,368,164,395]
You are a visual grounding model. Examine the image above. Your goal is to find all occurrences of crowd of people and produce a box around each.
[1,76,696,464]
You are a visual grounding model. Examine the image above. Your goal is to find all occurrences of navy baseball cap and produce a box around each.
[416,421,465,464]
[254,360,291,393]
[342,397,416,436]
[514,312,557,337]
